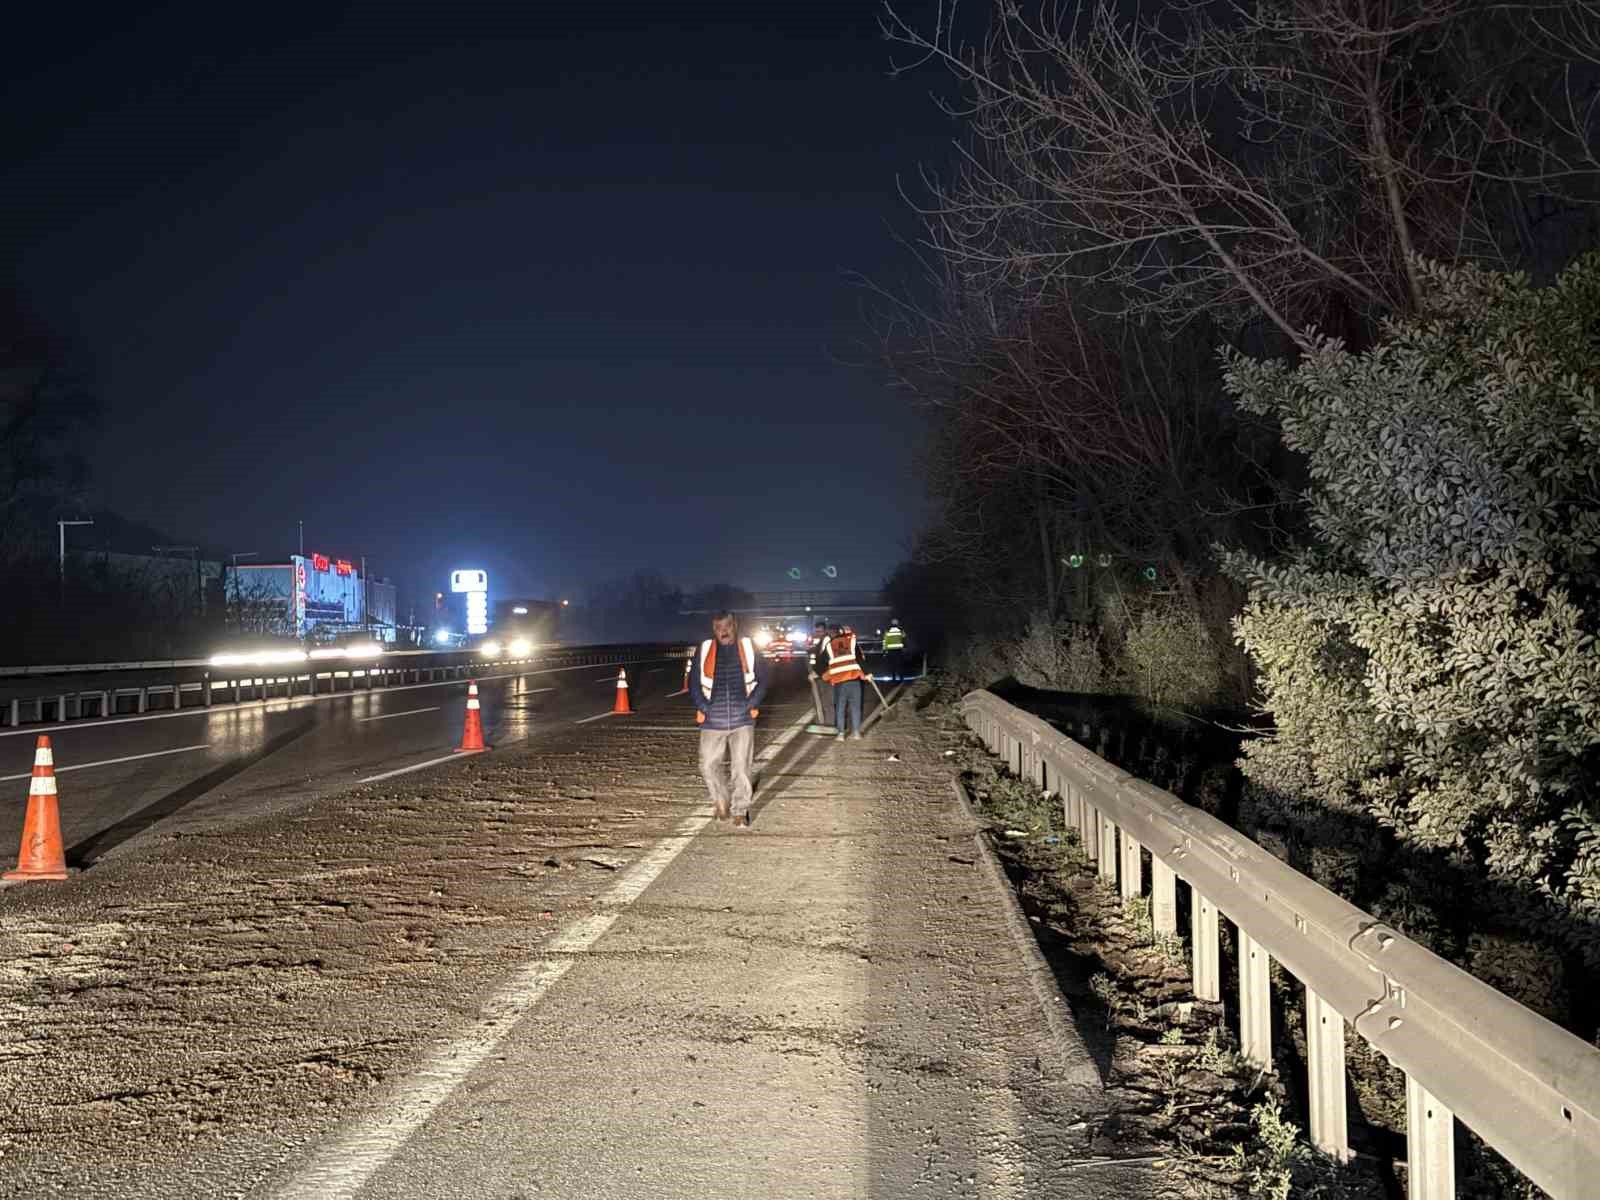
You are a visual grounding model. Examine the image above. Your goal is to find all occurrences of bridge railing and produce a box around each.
[961,688,1600,1200]
[0,644,691,727]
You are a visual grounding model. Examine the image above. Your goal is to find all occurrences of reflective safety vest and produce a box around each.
[883,625,906,651]
[822,633,864,684]
[699,637,759,705]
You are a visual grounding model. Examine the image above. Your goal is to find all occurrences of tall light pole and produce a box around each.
[58,518,93,586]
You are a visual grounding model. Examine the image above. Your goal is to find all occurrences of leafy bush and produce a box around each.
[1116,599,1223,708]
[1009,610,1107,692]
[1223,254,1600,993]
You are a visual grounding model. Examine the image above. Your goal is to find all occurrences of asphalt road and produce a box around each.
[0,653,702,871]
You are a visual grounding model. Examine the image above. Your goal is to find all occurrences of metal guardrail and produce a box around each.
[961,689,1600,1200]
[0,644,691,728]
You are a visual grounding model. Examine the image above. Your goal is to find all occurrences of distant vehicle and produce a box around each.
[477,597,560,659]
[754,625,808,662]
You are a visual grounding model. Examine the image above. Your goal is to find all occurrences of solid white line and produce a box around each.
[573,710,615,725]
[0,743,209,782]
[0,657,679,739]
[354,706,440,723]
[269,706,812,1200]
[357,750,480,784]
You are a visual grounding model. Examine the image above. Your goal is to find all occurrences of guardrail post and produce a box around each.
[1239,929,1272,1067]
[231,677,240,705]
[1191,888,1220,1002]
[1098,815,1117,883]
[1305,987,1350,1161]
[1080,796,1099,863]
[1120,829,1142,902]
[6,698,16,727]
[58,692,68,721]
[203,672,212,707]
[1151,856,1177,935]
[1405,1075,1455,1200]
[98,690,109,717]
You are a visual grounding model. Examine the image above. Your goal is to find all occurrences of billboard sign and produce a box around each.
[450,569,489,633]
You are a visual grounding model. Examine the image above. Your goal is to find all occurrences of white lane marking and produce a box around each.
[269,707,812,1200]
[574,710,615,725]
[0,657,679,739]
[354,706,440,723]
[0,743,209,782]
[357,750,482,784]
[614,725,698,733]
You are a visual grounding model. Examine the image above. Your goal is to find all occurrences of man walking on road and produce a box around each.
[820,623,868,741]
[691,611,770,828]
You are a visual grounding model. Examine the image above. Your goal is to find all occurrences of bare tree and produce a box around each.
[883,0,1600,343]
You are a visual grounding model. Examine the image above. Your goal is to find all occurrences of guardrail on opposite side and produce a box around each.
[0,644,692,728]
[960,688,1600,1200]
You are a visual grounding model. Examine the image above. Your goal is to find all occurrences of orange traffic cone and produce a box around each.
[5,736,68,881]
[613,667,633,714]
[456,680,487,752]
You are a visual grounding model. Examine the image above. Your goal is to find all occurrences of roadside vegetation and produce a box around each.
[881,0,1600,1057]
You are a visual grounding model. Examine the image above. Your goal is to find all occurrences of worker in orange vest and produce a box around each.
[690,610,770,826]
[819,623,868,741]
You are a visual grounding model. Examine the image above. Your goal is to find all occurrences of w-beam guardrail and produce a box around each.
[0,643,690,728]
[961,689,1599,1200]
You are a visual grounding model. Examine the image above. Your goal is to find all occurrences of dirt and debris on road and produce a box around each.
[0,687,1181,1199]
[0,727,714,1196]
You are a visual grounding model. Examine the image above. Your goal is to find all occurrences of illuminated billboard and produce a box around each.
[451,568,489,634]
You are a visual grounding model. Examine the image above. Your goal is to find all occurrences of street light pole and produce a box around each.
[58,519,93,586]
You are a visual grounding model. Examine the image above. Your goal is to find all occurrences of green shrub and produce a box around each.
[1224,253,1600,985]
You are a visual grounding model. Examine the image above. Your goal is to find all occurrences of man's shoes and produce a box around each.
[713,802,730,821]
[835,731,845,742]
[732,814,751,829]
[849,731,863,740]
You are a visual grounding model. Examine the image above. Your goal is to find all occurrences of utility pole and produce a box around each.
[298,520,304,557]
[58,518,93,589]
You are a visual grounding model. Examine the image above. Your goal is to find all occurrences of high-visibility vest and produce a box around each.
[883,625,906,650]
[822,634,863,684]
[698,637,759,718]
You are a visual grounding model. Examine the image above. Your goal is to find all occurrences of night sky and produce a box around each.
[2,3,952,607]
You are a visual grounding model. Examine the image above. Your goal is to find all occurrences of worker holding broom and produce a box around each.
[819,623,869,741]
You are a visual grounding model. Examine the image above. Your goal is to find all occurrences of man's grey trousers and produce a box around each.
[699,724,755,816]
